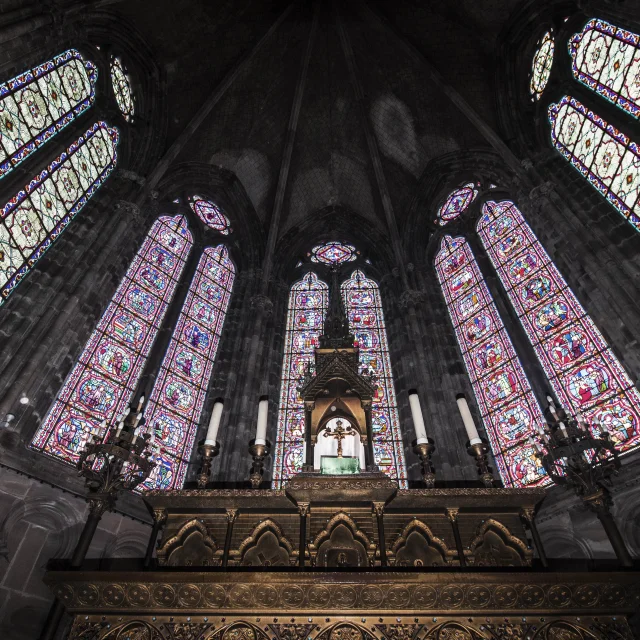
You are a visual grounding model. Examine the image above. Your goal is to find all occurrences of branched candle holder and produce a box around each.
[466,437,496,488]
[197,439,220,488]
[531,395,632,567]
[412,437,436,488]
[249,438,271,488]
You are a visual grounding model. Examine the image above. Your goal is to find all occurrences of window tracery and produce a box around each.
[110,56,135,122]
[310,241,357,264]
[570,19,640,119]
[187,195,231,234]
[32,216,193,463]
[342,270,407,486]
[435,183,479,226]
[0,49,97,180]
[548,95,640,232]
[530,30,555,101]
[0,121,119,305]
[434,235,547,487]
[478,200,640,453]
[273,272,328,487]
[143,245,235,490]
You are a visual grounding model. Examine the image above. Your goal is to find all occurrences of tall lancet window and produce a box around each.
[569,19,640,119]
[478,200,640,453]
[342,271,407,486]
[1,121,119,305]
[143,245,235,490]
[32,216,193,463]
[435,235,547,487]
[548,96,640,232]
[0,49,97,180]
[273,272,328,487]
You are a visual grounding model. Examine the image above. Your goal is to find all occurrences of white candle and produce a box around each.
[205,400,224,445]
[255,397,269,445]
[456,394,482,445]
[408,390,428,444]
[136,395,145,412]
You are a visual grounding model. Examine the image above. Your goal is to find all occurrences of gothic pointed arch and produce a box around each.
[237,519,294,567]
[391,519,453,567]
[156,518,218,567]
[467,518,531,567]
[434,234,547,487]
[311,512,373,568]
[31,215,193,463]
[478,199,640,454]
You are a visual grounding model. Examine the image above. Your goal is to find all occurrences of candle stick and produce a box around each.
[456,394,482,445]
[205,400,224,445]
[255,396,269,445]
[408,390,428,444]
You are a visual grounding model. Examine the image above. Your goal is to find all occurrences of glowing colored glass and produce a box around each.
[548,95,640,231]
[435,236,548,487]
[478,200,640,453]
[436,183,479,226]
[310,241,357,264]
[143,245,235,490]
[0,49,97,180]
[0,121,119,305]
[342,270,407,487]
[570,19,640,119]
[188,195,231,234]
[32,216,193,463]
[110,56,134,122]
[273,272,328,487]
[530,30,554,100]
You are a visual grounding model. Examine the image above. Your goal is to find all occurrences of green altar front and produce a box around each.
[320,456,360,475]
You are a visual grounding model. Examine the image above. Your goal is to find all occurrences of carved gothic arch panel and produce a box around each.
[156,519,218,567]
[467,518,530,567]
[315,622,377,640]
[391,519,454,567]
[312,512,373,568]
[203,622,271,640]
[237,519,294,567]
[426,621,488,640]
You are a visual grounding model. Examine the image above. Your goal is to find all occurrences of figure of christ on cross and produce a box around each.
[323,419,357,458]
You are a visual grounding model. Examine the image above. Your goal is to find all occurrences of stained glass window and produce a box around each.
[548,95,640,231]
[530,30,554,100]
[342,270,407,487]
[110,56,135,122]
[310,241,357,264]
[0,121,119,305]
[188,195,231,234]
[478,200,640,453]
[436,183,479,226]
[570,19,640,119]
[143,245,235,490]
[0,49,97,180]
[435,236,547,487]
[273,272,328,487]
[31,216,193,463]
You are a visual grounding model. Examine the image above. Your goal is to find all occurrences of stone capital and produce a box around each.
[250,294,274,317]
[398,289,426,310]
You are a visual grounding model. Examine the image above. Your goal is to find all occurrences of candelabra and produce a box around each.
[197,439,220,488]
[531,395,632,567]
[466,437,496,487]
[248,438,271,488]
[42,399,156,640]
[412,437,436,487]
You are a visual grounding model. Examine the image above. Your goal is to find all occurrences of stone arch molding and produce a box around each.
[311,512,374,568]
[237,519,294,567]
[156,519,218,567]
[391,519,454,567]
[467,518,531,567]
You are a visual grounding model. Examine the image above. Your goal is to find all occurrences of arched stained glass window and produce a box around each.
[188,195,231,234]
[530,30,555,100]
[435,236,547,487]
[0,49,97,180]
[548,95,640,231]
[310,241,357,264]
[143,245,235,490]
[478,200,640,453]
[342,270,407,486]
[0,121,119,305]
[110,56,135,122]
[273,272,328,487]
[570,19,640,119]
[436,183,479,226]
[31,216,193,463]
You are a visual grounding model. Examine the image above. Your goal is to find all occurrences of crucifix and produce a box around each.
[323,419,357,458]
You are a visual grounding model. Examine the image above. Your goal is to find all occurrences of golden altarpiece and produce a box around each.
[45,271,640,640]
